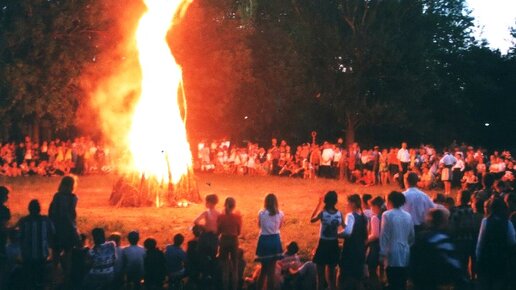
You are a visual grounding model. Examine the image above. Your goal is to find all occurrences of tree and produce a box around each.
[174,0,255,142]
[0,0,104,141]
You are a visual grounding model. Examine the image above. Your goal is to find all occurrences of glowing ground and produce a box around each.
[3,173,423,267]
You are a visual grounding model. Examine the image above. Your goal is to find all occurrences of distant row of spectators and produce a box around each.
[196,137,515,193]
[0,136,112,177]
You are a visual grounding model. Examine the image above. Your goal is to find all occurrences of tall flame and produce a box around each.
[129,0,193,185]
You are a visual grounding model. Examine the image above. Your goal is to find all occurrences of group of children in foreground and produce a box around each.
[1,172,515,290]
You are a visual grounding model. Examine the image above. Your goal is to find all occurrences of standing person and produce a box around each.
[339,194,368,289]
[48,176,78,284]
[0,186,10,285]
[310,191,344,290]
[476,198,516,290]
[411,209,467,290]
[320,142,334,178]
[194,194,220,234]
[84,228,116,290]
[397,142,410,189]
[366,197,386,288]
[18,199,55,290]
[217,197,242,290]
[256,193,284,290]
[449,190,477,279]
[403,173,434,233]
[362,194,373,219]
[122,231,145,289]
[452,152,466,189]
[439,150,457,195]
[380,191,415,290]
[269,139,281,176]
[71,234,90,290]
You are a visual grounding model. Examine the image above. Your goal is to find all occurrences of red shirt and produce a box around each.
[217,212,242,237]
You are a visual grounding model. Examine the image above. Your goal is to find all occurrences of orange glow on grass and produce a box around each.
[129,0,193,205]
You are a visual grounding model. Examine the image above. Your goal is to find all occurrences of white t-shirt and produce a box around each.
[258,209,284,235]
[319,210,343,240]
[321,148,334,166]
[397,149,410,163]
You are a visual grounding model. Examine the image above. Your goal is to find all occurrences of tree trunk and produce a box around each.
[345,121,355,146]
[32,118,40,143]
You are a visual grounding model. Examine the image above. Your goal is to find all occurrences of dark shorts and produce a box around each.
[313,239,340,266]
[389,164,399,175]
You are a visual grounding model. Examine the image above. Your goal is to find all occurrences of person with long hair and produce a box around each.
[339,194,368,289]
[256,193,284,290]
[476,198,516,290]
[48,176,79,286]
[310,191,344,290]
[218,197,242,290]
[366,196,386,288]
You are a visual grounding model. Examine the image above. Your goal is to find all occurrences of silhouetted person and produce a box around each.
[339,194,368,289]
[165,234,187,288]
[48,176,79,284]
[411,208,467,290]
[186,225,203,287]
[18,199,55,290]
[449,190,476,279]
[143,238,166,290]
[217,197,242,290]
[70,234,89,290]
[122,231,145,289]
[476,198,516,290]
[0,186,11,287]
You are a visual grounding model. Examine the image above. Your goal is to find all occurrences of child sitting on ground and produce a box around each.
[122,231,146,289]
[143,238,166,290]
[165,234,187,285]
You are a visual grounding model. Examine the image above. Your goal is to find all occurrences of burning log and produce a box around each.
[109,169,199,207]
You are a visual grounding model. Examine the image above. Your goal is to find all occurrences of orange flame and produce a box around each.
[129,0,193,187]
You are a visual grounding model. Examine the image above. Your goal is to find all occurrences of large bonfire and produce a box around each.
[109,0,199,207]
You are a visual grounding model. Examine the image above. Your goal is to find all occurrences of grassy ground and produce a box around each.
[2,173,432,270]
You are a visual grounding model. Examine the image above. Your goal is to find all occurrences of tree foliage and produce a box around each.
[0,0,105,139]
[0,0,514,148]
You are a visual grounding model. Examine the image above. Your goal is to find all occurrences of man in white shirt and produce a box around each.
[439,151,457,195]
[380,191,414,290]
[403,173,435,233]
[320,142,334,178]
[452,152,465,188]
[397,142,410,189]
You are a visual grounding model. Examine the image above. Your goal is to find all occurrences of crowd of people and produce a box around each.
[197,138,515,193]
[0,172,515,290]
[0,136,112,177]
[2,134,515,199]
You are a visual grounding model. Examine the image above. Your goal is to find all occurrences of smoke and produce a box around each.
[78,1,144,154]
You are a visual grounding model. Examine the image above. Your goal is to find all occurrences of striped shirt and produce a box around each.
[18,214,55,261]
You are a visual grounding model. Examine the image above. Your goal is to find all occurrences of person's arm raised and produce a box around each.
[310,195,324,223]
